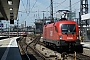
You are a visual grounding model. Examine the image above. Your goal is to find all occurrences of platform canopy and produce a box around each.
[81,13,90,20]
[0,0,20,20]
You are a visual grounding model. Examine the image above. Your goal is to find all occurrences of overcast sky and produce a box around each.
[14,0,90,26]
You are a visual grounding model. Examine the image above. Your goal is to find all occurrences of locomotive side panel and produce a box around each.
[43,23,59,40]
[43,23,61,46]
[49,26,59,40]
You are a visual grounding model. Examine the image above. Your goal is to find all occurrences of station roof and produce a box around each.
[81,13,90,20]
[0,0,20,20]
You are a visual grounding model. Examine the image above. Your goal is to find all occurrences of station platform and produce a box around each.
[0,37,22,60]
[81,42,90,48]
[80,42,90,56]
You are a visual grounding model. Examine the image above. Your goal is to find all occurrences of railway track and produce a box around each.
[18,35,46,60]
[18,37,32,60]
[76,53,90,60]
[26,35,46,60]
[68,53,90,60]
[18,35,90,60]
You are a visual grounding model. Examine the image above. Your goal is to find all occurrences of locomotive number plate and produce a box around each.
[67,37,73,39]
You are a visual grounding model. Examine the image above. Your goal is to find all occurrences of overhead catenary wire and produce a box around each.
[20,0,37,22]
[30,0,37,11]
[26,0,28,12]
[53,0,80,11]
[64,1,80,9]
[19,0,90,26]
[29,0,30,13]
[21,0,27,13]
[53,0,81,17]
[54,0,67,8]
[45,0,81,17]
[45,0,67,17]
[26,0,30,13]
[25,0,37,18]
[70,2,90,12]
[26,0,28,8]
[19,0,37,27]
[72,3,90,14]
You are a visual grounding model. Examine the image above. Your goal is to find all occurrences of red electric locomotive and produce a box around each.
[43,19,83,53]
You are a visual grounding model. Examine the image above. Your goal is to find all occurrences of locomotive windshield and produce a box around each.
[61,24,76,34]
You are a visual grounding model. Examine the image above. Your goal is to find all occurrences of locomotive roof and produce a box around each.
[58,20,76,23]
[44,20,77,28]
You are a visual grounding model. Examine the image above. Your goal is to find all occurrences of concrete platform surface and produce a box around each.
[0,37,22,60]
[81,42,90,48]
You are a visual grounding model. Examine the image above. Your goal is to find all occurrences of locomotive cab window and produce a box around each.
[61,24,76,34]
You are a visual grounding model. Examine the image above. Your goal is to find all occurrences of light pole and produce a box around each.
[8,20,10,38]
[17,19,19,36]
[69,0,72,20]
[50,0,54,22]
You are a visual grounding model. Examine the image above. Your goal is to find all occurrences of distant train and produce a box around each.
[43,19,83,53]
[1,32,27,36]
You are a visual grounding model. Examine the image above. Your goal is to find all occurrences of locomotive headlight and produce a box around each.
[77,35,79,39]
[77,36,79,39]
[60,36,62,39]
